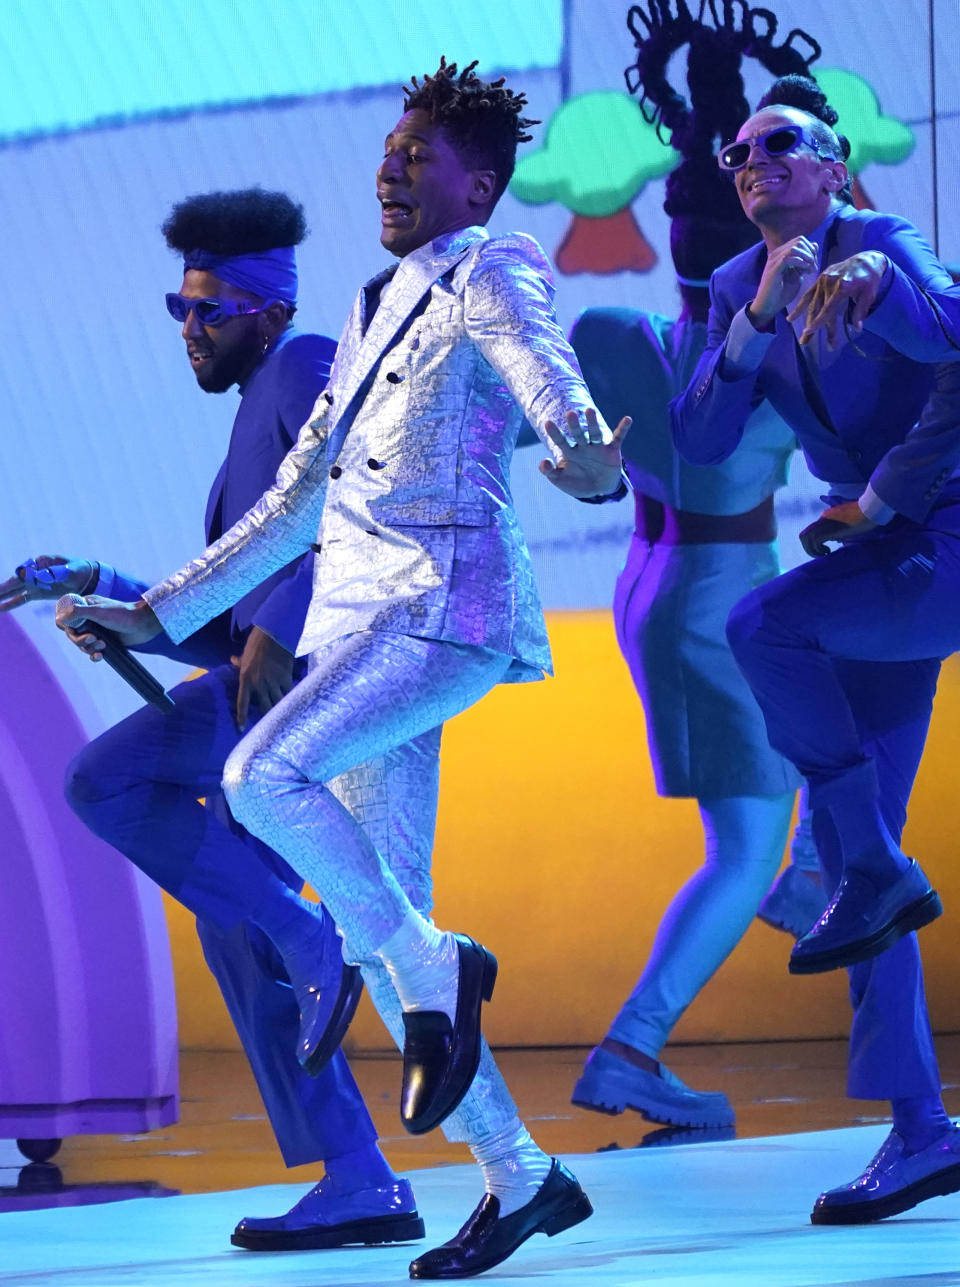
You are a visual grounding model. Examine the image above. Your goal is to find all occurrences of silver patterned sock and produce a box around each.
[377,908,459,1021]
[469,1117,552,1217]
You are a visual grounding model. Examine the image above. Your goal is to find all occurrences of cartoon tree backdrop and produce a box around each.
[510,90,678,275]
[815,68,915,209]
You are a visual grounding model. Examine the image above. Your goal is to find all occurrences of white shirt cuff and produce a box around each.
[722,306,776,376]
[859,484,896,524]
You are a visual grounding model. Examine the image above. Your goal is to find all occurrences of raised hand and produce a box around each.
[539,409,632,498]
[0,556,95,613]
[750,236,820,328]
[788,252,892,348]
[55,594,162,660]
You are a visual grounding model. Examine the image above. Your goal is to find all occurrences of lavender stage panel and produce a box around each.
[0,615,178,1138]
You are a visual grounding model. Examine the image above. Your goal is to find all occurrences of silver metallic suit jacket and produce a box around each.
[145,226,606,683]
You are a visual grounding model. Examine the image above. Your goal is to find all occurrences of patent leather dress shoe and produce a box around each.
[572,1046,734,1128]
[757,865,828,939]
[231,1176,424,1250]
[290,907,364,1077]
[789,859,941,975]
[409,1159,592,1279]
[812,1124,960,1224]
[401,934,497,1136]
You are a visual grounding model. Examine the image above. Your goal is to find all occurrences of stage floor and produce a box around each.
[3,1041,960,1284]
[2,1126,960,1285]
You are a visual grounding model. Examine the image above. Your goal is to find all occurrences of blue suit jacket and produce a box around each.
[100,327,335,668]
[670,205,959,523]
[863,264,960,363]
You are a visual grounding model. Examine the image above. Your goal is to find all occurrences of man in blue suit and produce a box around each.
[671,89,960,1223]
[1,188,426,1250]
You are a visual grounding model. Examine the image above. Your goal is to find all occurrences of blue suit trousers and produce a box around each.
[65,663,378,1168]
[726,490,960,1100]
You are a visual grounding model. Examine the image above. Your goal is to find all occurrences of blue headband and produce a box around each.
[183,246,298,305]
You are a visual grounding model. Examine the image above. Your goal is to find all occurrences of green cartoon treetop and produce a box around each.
[511,91,678,275]
[814,68,915,209]
[512,0,834,277]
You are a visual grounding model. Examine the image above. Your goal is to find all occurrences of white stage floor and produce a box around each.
[2,1125,959,1286]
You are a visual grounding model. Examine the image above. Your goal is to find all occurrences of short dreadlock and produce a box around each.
[403,57,538,203]
[623,3,826,290]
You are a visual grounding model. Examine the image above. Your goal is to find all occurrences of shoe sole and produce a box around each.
[789,889,943,976]
[571,1080,735,1129]
[811,1160,960,1225]
[231,1211,426,1250]
[300,965,365,1077]
[541,1192,594,1236]
[757,909,811,939]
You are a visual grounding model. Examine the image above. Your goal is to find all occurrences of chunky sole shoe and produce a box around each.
[232,1210,426,1250]
[572,1047,734,1128]
[401,935,498,1135]
[812,1163,960,1224]
[789,887,942,976]
[811,1125,960,1224]
[757,865,828,939]
[231,1177,425,1250]
[408,1159,592,1279]
[299,961,364,1076]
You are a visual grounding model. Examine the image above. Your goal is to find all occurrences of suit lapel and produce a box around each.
[329,228,486,451]
[821,206,854,267]
[361,267,398,334]
[204,459,228,543]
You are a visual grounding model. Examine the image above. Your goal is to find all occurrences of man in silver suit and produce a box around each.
[59,59,628,1279]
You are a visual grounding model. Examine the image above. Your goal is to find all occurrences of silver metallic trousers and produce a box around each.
[223,630,518,1143]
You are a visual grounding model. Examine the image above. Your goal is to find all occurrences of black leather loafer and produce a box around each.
[400,934,497,1135]
[408,1159,593,1278]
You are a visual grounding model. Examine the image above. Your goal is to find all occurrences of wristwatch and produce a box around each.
[578,472,630,505]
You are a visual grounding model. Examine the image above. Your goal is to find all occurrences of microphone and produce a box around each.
[57,594,175,713]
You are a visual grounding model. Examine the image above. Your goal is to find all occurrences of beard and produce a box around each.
[192,328,263,393]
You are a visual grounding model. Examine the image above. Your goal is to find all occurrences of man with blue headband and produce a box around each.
[0,187,428,1252]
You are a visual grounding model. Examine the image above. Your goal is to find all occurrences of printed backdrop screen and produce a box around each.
[1,0,956,731]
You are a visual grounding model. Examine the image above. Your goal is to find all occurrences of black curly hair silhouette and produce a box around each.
[623,1,827,292]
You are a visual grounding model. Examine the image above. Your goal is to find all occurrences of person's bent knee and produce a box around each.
[64,736,156,846]
[222,741,302,829]
[64,740,116,822]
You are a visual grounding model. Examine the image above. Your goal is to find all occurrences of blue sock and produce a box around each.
[323,1142,397,1193]
[891,1095,951,1155]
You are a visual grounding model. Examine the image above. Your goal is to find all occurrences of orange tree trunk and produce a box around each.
[555,208,657,276]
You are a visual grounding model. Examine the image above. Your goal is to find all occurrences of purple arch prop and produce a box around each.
[0,616,178,1137]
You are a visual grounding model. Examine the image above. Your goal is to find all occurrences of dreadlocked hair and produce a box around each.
[624,2,823,280]
[162,187,308,256]
[756,74,855,204]
[403,57,539,202]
